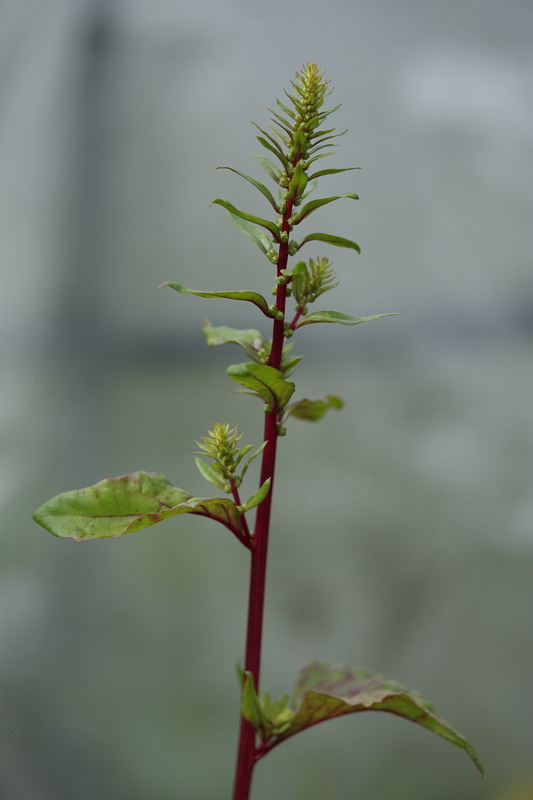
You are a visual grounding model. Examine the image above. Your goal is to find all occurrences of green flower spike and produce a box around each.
[195,423,266,494]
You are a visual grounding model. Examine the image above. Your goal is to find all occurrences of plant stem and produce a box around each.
[229,479,251,543]
[289,306,304,331]
[232,204,294,800]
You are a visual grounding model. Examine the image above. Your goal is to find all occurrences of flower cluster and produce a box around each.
[195,423,265,492]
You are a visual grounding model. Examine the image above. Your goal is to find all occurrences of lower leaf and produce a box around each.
[242,661,482,776]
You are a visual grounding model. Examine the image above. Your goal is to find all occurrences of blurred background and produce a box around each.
[1,0,532,798]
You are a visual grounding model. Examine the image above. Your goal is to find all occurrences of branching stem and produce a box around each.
[289,306,305,330]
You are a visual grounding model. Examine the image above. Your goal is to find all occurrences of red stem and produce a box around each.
[289,306,304,331]
[232,195,295,800]
[229,479,251,544]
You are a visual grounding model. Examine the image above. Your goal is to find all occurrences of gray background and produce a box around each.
[1,0,532,798]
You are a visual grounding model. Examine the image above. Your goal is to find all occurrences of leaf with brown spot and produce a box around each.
[242,662,483,776]
[33,472,244,541]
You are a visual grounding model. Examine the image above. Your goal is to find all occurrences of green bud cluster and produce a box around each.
[196,423,266,491]
[292,257,338,309]
[196,423,244,483]
[285,63,330,164]
[213,63,360,277]
[256,63,345,206]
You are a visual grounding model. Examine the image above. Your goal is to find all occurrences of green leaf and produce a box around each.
[292,194,358,225]
[296,232,361,254]
[216,167,279,212]
[202,324,265,356]
[256,135,290,170]
[162,283,275,319]
[301,179,318,200]
[282,663,483,776]
[227,363,295,412]
[309,125,336,140]
[241,673,270,734]
[244,662,482,775]
[253,122,290,167]
[183,495,245,534]
[233,443,253,469]
[32,472,245,541]
[283,89,304,115]
[308,144,340,159]
[304,151,336,167]
[315,102,343,121]
[288,162,308,201]
[194,457,227,491]
[241,478,271,512]
[268,110,294,138]
[296,310,399,328]
[308,129,347,151]
[239,441,267,480]
[275,97,295,120]
[253,154,282,183]
[212,199,281,241]
[280,354,303,377]
[225,211,273,255]
[252,122,286,154]
[309,167,361,180]
[284,394,344,422]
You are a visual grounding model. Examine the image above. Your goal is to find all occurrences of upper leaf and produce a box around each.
[287,162,308,201]
[253,154,282,184]
[256,135,290,170]
[225,211,274,255]
[296,310,399,328]
[32,472,245,541]
[227,363,295,412]
[162,283,275,319]
[292,194,358,225]
[194,457,227,491]
[239,441,267,480]
[212,199,281,242]
[240,477,271,512]
[216,167,279,212]
[308,167,360,180]
[252,122,286,155]
[296,232,361,254]
[284,394,344,422]
[202,324,265,357]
